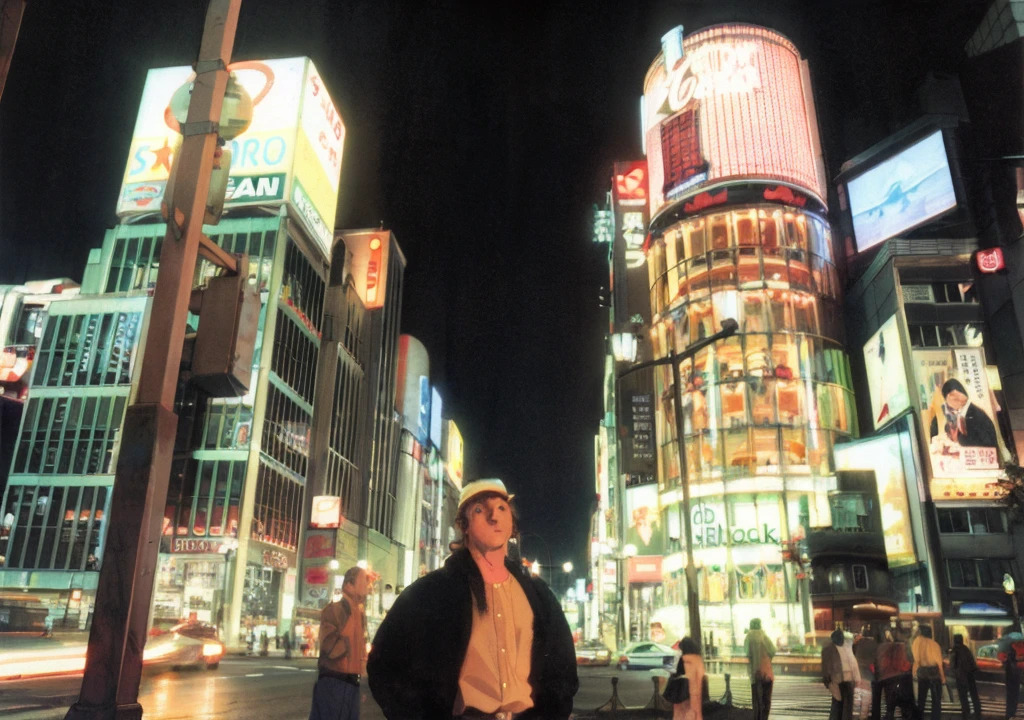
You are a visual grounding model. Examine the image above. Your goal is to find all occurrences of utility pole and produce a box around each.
[66,2,242,718]
[616,319,738,647]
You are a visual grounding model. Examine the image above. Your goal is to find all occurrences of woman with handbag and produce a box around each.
[665,637,706,720]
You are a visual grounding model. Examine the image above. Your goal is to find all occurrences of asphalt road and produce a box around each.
[0,662,1014,720]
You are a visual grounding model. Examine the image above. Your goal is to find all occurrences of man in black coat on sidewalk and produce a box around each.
[367,479,578,720]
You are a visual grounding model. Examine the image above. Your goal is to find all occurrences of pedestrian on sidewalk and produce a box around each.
[823,629,861,720]
[367,479,579,719]
[912,626,945,720]
[1005,641,1022,720]
[672,637,707,720]
[875,629,917,720]
[283,631,293,660]
[309,566,369,720]
[854,627,880,720]
[744,618,775,720]
[950,634,979,720]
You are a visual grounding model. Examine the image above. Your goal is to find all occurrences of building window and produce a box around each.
[0,483,108,570]
[261,383,311,478]
[852,564,869,591]
[251,462,302,551]
[907,323,985,349]
[946,558,1015,588]
[33,312,143,388]
[12,394,128,476]
[937,508,1006,534]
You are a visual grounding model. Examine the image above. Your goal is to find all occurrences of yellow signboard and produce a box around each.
[117,57,344,257]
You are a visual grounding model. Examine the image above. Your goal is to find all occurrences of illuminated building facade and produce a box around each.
[641,25,857,650]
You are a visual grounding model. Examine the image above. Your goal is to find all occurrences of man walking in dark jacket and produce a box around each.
[367,479,578,719]
[950,634,980,720]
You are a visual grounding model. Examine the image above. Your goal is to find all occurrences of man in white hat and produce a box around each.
[368,479,578,719]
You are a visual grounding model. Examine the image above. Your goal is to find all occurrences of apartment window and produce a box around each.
[946,558,1015,588]
[937,508,1006,534]
[902,282,978,304]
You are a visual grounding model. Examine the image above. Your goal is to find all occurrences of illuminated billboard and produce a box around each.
[117,57,345,257]
[847,130,956,252]
[862,315,911,431]
[625,482,662,556]
[643,25,826,218]
[343,230,391,310]
[913,348,1007,499]
[446,419,464,490]
[834,435,918,569]
[430,388,443,449]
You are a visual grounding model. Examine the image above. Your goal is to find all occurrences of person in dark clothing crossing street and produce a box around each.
[1006,641,1023,720]
[875,629,917,720]
[367,479,578,720]
[950,634,980,720]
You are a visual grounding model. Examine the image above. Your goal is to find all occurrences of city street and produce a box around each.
[0,663,1015,720]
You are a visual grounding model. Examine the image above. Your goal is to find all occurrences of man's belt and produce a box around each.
[457,710,521,720]
[318,668,360,686]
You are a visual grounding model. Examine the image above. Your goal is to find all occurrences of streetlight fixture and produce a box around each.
[616,318,739,644]
[611,333,639,364]
[563,561,574,574]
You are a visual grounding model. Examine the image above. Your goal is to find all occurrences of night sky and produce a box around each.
[0,1,992,571]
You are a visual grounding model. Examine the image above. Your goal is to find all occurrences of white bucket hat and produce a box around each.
[457,478,514,513]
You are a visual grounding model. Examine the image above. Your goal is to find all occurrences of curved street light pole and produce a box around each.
[617,318,738,646]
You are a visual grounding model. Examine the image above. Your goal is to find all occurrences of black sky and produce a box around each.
[0,0,993,570]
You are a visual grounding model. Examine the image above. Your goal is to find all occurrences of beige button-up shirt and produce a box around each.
[454,575,534,715]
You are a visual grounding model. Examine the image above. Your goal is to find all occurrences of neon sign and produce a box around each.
[665,41,761,113]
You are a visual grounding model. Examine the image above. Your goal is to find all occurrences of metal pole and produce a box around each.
[66,3,241,719]
[670,348,701,643]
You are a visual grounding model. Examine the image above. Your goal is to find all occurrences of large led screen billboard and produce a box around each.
[847,131,956,252]
[642,25,826,219]
[117,57,345,257]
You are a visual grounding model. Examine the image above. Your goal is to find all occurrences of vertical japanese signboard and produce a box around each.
[612,161,652,326]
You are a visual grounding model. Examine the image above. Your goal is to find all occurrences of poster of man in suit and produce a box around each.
[913,347,1005,480]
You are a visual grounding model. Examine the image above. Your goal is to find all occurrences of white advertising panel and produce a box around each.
[862,315,911,431]
[847,131,956,252]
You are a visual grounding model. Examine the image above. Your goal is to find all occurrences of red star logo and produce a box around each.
[151,139,173,173]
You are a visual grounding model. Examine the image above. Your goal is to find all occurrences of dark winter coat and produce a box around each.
[366,548,579,719]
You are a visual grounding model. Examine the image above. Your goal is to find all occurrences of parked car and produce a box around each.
[617,641,679,671]
[143,621,224,670]
[576,639,612,666]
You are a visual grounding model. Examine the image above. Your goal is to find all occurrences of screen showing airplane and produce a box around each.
[847,130,956,252]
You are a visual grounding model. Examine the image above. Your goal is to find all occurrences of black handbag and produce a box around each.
[663,674,690,704]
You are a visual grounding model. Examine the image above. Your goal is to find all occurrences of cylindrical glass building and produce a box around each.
[641,24,857,651]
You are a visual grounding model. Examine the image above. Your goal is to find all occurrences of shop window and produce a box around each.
[686,256,710,301]
[793,296,818,334]
[764,247,788,288]
[788,249,812,292]
[767,292,792,332]
[685,219,707,258]
[737,247,762,287]
[709,214,730,250]
[759,210,780,249]
[741,292,768,334]
[710,250,737,291]
[735,210,758,247]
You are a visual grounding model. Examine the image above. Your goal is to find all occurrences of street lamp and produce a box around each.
[563,561,574,574]
[617,318,738,644]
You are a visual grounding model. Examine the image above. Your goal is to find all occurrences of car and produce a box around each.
[616,641,679,671]
[576,640,612,666]
[143,621,225,671]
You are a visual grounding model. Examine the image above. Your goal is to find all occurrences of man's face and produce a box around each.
[352,570,370,598]
[465,495,513,552]
[945,389,968,411]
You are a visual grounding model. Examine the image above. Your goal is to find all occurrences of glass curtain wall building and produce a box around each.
[96,215,327,645]
[0,294,150,626]
[641,24,856,651]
